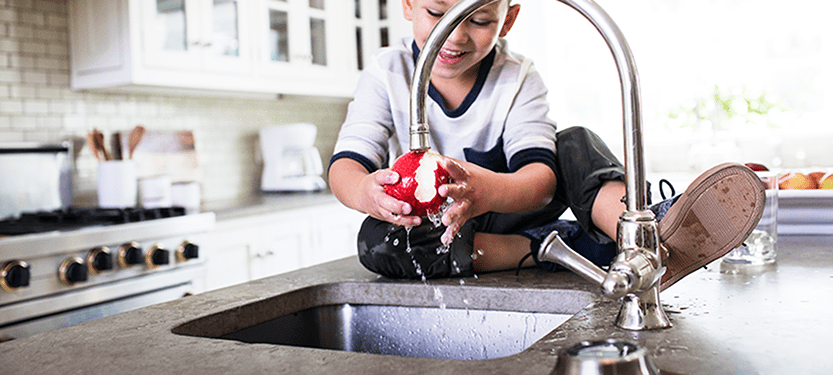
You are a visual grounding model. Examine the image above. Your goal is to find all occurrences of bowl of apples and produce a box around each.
[757,163,833,235]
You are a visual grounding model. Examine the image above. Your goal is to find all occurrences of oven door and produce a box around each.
[0,266,204,341]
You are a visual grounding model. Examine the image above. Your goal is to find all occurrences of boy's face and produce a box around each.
[402,0,520,82]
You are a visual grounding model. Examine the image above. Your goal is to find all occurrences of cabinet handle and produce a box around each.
[189,41,213,48]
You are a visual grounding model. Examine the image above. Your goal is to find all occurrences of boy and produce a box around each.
[328,0,764,290]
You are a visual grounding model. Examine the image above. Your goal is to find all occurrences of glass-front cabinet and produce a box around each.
[352,0,407,72]
[256,0,352,91]
[68,0,408,97]
[141,0,252,74]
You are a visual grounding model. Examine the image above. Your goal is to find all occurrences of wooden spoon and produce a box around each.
[128,125,146,159]
[93,130,110,161]
[87,132,101,161]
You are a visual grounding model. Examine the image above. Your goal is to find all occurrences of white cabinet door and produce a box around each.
[201,0,254,74]
[203,225,255,291]
[307,204,366,267]
[141,0,252,74]
[249,216,310,280]
[254,0,350,92]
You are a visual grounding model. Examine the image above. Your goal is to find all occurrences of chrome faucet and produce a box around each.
[410,0,671,330]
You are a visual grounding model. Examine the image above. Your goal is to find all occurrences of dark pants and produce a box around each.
[357,127,624,279]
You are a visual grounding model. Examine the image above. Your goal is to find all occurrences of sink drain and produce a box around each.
[552,339,658,375]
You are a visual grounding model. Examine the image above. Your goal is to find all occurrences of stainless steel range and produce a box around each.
[0,144,214,341]
[0,207,214,341]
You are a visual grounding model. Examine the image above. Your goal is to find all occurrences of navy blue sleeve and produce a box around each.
[329,151,379,174]
[508,148,557,176]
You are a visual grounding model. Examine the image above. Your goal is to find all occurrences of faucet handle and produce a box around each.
[538,231,664,299]
[601,269,631,299]
[603,249,665,298]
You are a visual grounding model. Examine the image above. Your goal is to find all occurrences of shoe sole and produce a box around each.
[659,162,766,290]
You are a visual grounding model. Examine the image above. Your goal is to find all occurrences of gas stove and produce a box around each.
[0,207,215,341]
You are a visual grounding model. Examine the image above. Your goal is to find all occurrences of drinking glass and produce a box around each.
[722,171,778,266]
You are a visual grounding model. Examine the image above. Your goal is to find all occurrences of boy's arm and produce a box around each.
[438,159,556,244]
[329,158,422,228]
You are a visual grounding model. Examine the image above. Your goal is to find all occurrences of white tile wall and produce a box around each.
[0,0,350,205]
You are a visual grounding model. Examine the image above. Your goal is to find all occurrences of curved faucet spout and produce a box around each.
[410,0,670,330]
[409,0,500,151]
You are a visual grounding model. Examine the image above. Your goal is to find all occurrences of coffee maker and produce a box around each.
[259,123,326,192]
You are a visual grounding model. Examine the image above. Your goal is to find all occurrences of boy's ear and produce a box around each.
[402,0,415,21]
[499,3,521,38]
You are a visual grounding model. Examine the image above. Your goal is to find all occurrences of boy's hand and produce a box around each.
[361,168,423,227]
[437,158,490,245]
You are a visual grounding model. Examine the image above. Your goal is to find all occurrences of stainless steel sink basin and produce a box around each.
[172,282,594,361]
[220,303,571,360]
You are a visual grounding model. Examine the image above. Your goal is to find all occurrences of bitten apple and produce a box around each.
[385,151,451,217]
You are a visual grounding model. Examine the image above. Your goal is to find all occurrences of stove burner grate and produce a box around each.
[0,207,187,236]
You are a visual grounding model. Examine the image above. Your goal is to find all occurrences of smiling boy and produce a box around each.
[329,0,765,289]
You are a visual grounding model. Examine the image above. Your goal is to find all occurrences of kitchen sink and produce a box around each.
[172,281,594,361]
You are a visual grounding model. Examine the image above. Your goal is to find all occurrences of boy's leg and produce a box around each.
[356,216,475,279]
[552,126,627,244]
[525,127,766,292]
[468,126,625,274]
[471,233,533,272]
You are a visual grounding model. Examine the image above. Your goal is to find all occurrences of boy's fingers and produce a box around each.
[377,170,400,185]
[441,222,461,246]
[442,158,468,181]
[390,213,421,227]
[439,181,471,200]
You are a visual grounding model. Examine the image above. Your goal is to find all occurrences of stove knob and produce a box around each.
[1,260,30,292]
[86,246,114,275]
[176,241,199,262]
[118,242,144,268]
[145,245,170,269]
[59,257,88,286]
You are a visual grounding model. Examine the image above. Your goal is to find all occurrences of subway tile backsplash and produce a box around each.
[1,0,349,206]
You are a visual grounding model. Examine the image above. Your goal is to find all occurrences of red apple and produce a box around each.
[811,172,833,190]
[778,172,817,190]
[744,163,769,172]
[385,150,451,217]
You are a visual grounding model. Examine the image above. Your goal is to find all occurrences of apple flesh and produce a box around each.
[385,151,451,217]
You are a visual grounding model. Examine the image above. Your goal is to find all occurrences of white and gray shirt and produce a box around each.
[331,37,558,175]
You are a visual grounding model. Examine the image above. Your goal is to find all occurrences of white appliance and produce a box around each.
[260,123,326,192]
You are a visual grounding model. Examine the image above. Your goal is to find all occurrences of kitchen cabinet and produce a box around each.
[202,202,366,292]
[68,0,408,97]
[255,0,350,92]
[352,0,410,72]
[139,0,252,75]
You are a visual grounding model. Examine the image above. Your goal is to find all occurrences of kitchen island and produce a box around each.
[1,235,831,374]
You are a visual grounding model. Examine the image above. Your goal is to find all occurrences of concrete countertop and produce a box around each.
[201,191,340,221]
[1,235,831,374]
